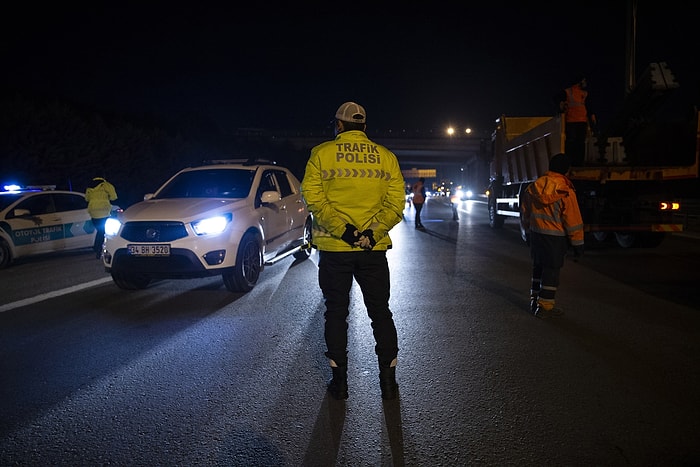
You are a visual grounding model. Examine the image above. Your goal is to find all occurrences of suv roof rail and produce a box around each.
[202,158,277,166]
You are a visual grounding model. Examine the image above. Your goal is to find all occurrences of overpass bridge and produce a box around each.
[264,128,493,190]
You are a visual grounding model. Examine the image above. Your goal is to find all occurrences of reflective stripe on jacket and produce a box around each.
[565,84,588,123]
[301,130,406,251]
[520,171,584,246]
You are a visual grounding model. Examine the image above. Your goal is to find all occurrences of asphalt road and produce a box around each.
[1,197,699,466]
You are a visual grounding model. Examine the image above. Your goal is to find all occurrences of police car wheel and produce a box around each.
[0,239,11,269]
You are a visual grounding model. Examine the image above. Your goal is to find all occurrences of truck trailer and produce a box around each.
[487,61,699,248]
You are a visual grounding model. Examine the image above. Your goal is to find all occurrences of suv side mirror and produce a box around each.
[261,191,281,203]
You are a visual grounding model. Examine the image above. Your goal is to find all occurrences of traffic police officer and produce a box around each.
[301,102,406,400]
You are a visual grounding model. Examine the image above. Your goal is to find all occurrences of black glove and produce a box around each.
[573,245,584,258]
[341,224,360,246]
[357,229,376,250]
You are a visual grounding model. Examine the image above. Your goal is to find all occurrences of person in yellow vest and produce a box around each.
[301,101,406,400]
[85,177,118,259]
[520,153,584,318]
[558,76,596,166]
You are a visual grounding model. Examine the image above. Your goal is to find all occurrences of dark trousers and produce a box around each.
[565,121,588,166]
[529,232,568,306]
[530,263,560,304]
[318,250,398,368]
[414,202,424,226]
[91,217,107,255]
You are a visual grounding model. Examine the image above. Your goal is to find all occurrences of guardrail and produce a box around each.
[674,199,700,232]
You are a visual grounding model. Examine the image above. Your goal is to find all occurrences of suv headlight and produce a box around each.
[192,213,232,235]
[105,217,122,236]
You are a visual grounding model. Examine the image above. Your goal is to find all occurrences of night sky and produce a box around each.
[2,2,698,136]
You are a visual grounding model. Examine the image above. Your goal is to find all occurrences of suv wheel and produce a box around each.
[223,233,262,292]
[111,271,151,290]
[293,218,313,260]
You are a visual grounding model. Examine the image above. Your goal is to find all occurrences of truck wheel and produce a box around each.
[592,232,609,243]
[488,198,505,229]
[615,232,637,248]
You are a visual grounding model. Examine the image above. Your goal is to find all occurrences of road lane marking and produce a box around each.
[0,277,113,313]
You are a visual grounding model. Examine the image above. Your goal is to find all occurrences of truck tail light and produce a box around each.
[659,201,680,211]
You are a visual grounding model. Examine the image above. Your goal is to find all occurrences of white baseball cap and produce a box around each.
[335,101,366,124]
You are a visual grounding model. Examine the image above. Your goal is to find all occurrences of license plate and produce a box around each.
[127,244,170,256]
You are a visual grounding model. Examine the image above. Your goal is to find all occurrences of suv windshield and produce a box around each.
[155,169,256,199]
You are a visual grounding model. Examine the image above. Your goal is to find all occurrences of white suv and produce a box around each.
[103,160,312,292]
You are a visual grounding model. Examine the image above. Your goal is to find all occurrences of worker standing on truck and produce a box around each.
[557,76,596,166]
[520,153,584,318]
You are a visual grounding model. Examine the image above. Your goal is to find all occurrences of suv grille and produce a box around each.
[120,221,188,242]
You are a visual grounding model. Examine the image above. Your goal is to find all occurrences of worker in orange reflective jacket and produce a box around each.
[520,153,584,318]
[557,76,596,166]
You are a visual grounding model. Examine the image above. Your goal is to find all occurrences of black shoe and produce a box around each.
[379,367,398,400]
[535,304,564,319]
[327,366,348,400]
[530,296,538,314]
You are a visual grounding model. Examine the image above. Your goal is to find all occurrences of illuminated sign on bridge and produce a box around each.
[246,128,493,186]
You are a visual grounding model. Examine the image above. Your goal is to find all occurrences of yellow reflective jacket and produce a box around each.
[521,171,584,246]
[301,130,406,251]
[85,178,118,218]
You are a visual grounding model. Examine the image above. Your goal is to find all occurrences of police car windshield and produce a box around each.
[0,193,26,211]
[155,168,256,199]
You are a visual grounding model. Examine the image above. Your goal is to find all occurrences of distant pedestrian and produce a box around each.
[301,101,406,400]
[86,177,118,259]
[411,177,426,229]
[520,153,584,318]
[449,192,459,220]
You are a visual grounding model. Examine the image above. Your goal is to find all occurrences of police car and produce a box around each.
[0,184,96,268]
[102,159,313,292]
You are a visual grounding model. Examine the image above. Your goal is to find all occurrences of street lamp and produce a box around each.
[446,126,472,137]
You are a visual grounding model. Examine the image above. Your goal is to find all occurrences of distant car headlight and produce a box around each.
[465,189,474,199]
[192,213,232,235]
[105,217,122,236]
